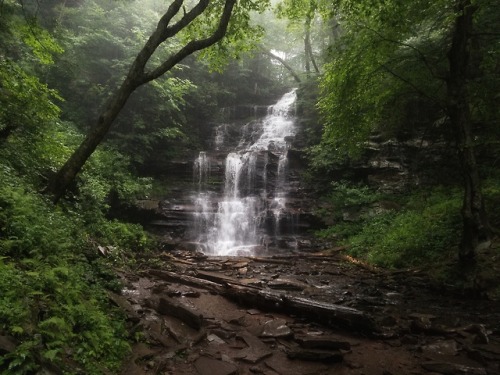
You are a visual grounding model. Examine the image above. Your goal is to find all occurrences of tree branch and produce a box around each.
[143,0,236,82]
[379,63,443,109]
[46,0,239,203]
[356,22,444,81]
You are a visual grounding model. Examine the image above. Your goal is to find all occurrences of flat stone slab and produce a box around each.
[194,356,238,375]
[265,352,330,374]
[421,362,487,375]
[157,297,203,330]
[233,331,273,364]
[287,348,343,362]
[294,335,351,350]
[421,340,459,356]
[260,318,292,338]
[268,278,308,291]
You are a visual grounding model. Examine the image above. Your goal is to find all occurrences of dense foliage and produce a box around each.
[314,0,498,160]
[316,182,463,267]
[306,0,499,261]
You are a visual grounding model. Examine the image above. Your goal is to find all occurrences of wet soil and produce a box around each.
[116,251,500,375]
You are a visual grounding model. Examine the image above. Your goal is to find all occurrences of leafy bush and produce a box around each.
[316,183,462,268]
[0,169,132,374]
[315,181,383,220]
[0,259,130,374]
[348,189,462,268]
[88,218,153,256]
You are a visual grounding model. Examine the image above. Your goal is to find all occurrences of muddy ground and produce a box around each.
[114,250,500,375]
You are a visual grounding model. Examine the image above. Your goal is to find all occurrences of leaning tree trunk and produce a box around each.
[262,49,302,83]
[304,3,320,77]
[304,21,320,75]
[46,0,237,203]
[46,78,138,203]
[446,0,490,260]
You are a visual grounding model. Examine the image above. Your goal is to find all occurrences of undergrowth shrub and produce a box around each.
[317,183,462,268]
[0,168,134,374]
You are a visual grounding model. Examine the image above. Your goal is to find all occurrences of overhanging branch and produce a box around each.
[143,0,236,82]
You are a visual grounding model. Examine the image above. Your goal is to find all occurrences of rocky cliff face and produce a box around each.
[128,92,461,255]
[136,91,325,255]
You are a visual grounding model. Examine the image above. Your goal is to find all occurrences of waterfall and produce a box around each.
[192,89,298,256]
[193,151,210,188]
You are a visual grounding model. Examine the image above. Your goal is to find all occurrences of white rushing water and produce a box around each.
[193,89,297,256]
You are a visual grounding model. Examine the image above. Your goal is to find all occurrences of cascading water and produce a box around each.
[192,89,297,256]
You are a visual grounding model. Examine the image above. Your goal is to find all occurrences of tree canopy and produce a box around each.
[311,0,499,259]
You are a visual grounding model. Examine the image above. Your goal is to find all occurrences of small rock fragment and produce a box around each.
[260,319,292,338]
[207,334,226,345]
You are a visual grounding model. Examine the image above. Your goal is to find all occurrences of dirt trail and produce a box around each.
[115,251,500,375]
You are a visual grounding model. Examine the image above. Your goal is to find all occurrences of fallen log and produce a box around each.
[223,285,377,334]
[147,269,377,334]
[147,269,222,292]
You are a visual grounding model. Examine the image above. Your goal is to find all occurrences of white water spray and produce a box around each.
[193,89,297,255]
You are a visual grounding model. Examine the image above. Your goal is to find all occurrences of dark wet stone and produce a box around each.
[233,332,273,364]
[380,315,398,327]
[421,361,487,375]
[411,317,433,333]
[294,335,351,350]
[286,348,343,362]
[249,365,265,373]
[194,356,238,375]
[421,340,459,356]
[211,328,235,340]
[157,297,203,330]
[167,290,182,297]
[464,324,489,344]
[228,315,247,326]
[0,335,17,355]
[268,278,307,291]
[107,291,140,323]
[260,318,292,338]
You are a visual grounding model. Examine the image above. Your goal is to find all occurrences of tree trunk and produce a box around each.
[304,1,320,76]
[46,0,237,203]
[446,0,490,260]
[304,28,311,75]
[304,20,320,75]
[262,49,302,83]
[46,78,138,202]
[148,269,377,334]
